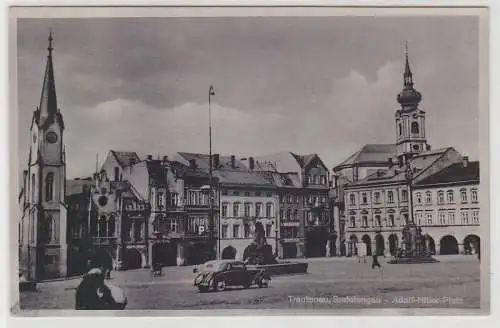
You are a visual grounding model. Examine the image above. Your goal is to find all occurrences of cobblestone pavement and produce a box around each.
[18,255,481,312]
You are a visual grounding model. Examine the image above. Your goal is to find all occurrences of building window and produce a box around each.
[134,221,142,240]
[411,121,419,134]
[266,203,273,217]
[45,215,55,243]
[461,211,469,225]
[244,203,251,217]
[426,213,433,225]
[287,195,292,203]
[472,210,479,224]
[387,191,394,203]
[244,223,250,238]
[403,213,408,225]
[349,193,356,206]
[438,191,445,204]
[425,191,432,204]
[401,189,408,202]
[374,192,380,204]
[361,193,368,204]
[233,225,240,238]
[255,203,262,217]
[471,189,478,203]
[222,203,228,217]
[266,224,272,238]
[416,192,422,204]
[349,216,356,228]
[222,189,228,196]
[437,212,445,225]
[388,214,395,227]
[448,212,455,225]
[266,192,273,197]
[416,212,423,226]
[398,123,402,135]
[362,216,368,228]
[279,209,284,220]
[221,224,228,238]
[446,190,454,204]
[45,172,54,201]
[461,189,468,203]
[233,203,240,217]
[286,209,291,221]
[296,195,300,204]
[375,215,381,227]
[157,192,164,207]
[114,167,120,181]
[293,209,298,221]
[233,191,240,196]
[244,192,250,197]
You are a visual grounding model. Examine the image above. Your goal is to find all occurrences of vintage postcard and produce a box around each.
[9,5,489,316]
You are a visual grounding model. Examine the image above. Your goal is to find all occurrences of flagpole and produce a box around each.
[208,85,216,258]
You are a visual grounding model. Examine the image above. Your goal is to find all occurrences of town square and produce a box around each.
[13,12,484,312]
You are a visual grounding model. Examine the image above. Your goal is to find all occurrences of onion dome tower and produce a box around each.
[395,42,429,163]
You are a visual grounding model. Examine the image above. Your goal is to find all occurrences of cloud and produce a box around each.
[64,99,289,177]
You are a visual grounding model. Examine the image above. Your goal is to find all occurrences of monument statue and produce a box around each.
[242,222,278,265]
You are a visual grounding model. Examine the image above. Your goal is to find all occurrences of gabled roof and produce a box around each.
[345,147,454,187]
[111,150,141,167]
[415,161,479,186]
[212,170,277,187]
[334,144,396,171]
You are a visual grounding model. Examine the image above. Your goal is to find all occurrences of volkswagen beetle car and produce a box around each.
[193,260,270,292]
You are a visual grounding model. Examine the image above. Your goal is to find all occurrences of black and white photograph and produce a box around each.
[8,5,489,316]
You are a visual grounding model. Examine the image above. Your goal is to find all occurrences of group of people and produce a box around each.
[75,263,127,310]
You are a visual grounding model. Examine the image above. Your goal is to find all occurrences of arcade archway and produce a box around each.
[440,235,459,255]
[423,234,436,254]
[348,235,358,256]
[388,234,398,256]
[463,235,480,254]
[125,248,143,269]
[374,234,385,256]
[362,235,372,256]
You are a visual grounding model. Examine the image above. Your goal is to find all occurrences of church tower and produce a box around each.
[395,43,429,163]
[21,32,68,280]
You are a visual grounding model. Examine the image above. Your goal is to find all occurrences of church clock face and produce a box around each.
[46,131,58,144]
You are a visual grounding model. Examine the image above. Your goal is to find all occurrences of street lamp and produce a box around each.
[208,85,216,258]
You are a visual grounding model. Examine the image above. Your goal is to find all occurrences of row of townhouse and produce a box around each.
[337,149,480,257]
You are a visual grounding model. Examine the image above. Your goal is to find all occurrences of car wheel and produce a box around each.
[258,277,269,288]
[215,279,226,292]
[198,286,208,293]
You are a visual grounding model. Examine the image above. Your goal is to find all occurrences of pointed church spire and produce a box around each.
[397,41,421,107]
[403,41,413,88]
[38,29,58,126]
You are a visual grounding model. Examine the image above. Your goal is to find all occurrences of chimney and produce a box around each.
[189,159,197,169]
[162,156,169,163]
[213,154,220,168]
[147,155,153,161]
[462,156,469,168]
[249,157,255,170]
[230,155,236,169]
[388,158,394,169]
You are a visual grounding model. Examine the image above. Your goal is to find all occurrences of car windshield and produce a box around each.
[202,261,226,272]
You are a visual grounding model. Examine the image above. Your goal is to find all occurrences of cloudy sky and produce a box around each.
[16,16,479,179]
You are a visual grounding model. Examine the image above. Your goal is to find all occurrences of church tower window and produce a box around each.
[411,121,419,134]
[45,172,54,201]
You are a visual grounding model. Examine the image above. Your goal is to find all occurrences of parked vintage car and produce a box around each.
[193,260,270,292]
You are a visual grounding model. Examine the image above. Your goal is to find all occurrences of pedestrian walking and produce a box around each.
[371,254,381,269]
